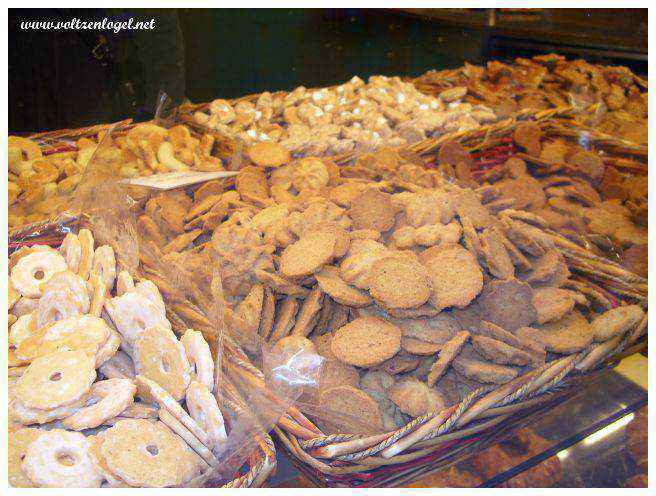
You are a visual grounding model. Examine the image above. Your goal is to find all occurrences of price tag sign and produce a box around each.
[121,170,239,190]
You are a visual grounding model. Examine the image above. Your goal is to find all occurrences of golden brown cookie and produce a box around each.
[279,230,336,279]
[318,385,384,435]
[349,188,396,232]
[532,287,576,325]
[590,305,644,342]
[424,246,483,311]
[471,335,533,366]
[427,330,470,386]
[532,310,593,354]
[331,316,402,368]
[452,350,519,385]
[478,278,537,331]
[246,141,291,168]
[389,377,447,417]
[368,256,432,309]
[480,227,514,279]
[315,266,372,307]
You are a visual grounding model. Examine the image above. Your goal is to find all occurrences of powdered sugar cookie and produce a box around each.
[331,316,402,368]
[101,419,195,487]
[15,350,96,410]
[133,326,191,401]
[98,350,136,380]
[91,245,117,291]
[22,429,102,487]
[181,329,215,392]
[185,381,227,452]
[11,250,68,298]
[59,233,82,273]
[63,379,137,431]
[9,427,42,487]
[77,229,95,280]
[105,290,170,348]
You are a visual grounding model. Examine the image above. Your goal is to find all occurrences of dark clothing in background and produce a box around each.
[9,8,185,133]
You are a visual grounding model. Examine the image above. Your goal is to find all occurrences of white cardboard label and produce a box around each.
[121,170,239,190]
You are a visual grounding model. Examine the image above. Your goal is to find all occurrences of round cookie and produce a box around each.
[349,188,396,232]
[478,278,537,331]
[15,350,96,410]
[133,326,191,401]
[247,141,291,168]
[389,377,447,417]
[590,305,644,342]
[315,266,372,307]
[22,429,103,488]
[331,316,402,368]
[101,419,197,487]
[533,310,593,354]
[318,385,384,435]
[280,230,336,279]
[368,256,432,309]
[424,246,483,311]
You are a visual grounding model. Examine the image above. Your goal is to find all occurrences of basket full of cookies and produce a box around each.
[114,108,646,486]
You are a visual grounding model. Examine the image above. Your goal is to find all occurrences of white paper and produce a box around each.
[121,170,239,190]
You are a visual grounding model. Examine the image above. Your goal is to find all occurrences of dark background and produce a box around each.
[9,8,647,134]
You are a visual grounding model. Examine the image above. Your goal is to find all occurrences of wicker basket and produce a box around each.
[261,114,646,486]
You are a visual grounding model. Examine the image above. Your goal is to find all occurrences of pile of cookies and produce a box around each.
[190,74,498,157]
[8,229,228,487]
[9,123,225,229]
[476,121,647,278]
[415,54,647,143]
[131,144,646,436]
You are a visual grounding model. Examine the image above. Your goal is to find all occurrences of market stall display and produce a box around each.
[7,51,648,489]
